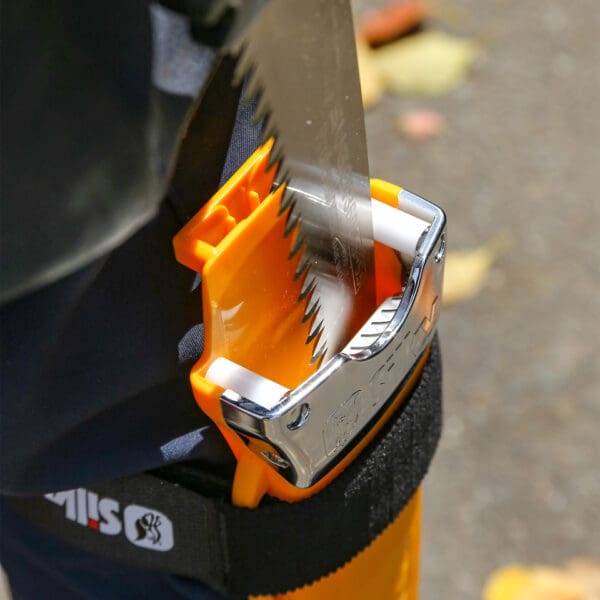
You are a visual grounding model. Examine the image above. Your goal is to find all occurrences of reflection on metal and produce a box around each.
[220,190,446,488]
[228,0,376,359]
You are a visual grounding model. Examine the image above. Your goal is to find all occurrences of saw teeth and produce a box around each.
[266,144,284,172]
[306,319,324,345]
[303,297,320,322]
[294,255,311,280]
[263,133,285,173]
[277,167,291,183]
[288,233,306,260]
[261,113,279,141]
[234,46,328,363]
[252,98,270,129]
[298,276,316,302]
[255,97,272,128]
[246,78,262,107]
[310,342,327,365]
[252,108,265,128]
[274,171,292,207]
[232,51,250,87]
[238,58,258,96]
[280,189,296,214]
[284,205,301,237]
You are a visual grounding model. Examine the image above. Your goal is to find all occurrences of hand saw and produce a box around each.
[173,0,446,508]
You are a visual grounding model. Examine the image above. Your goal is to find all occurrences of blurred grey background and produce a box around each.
[352,0,600,597]
[2,1,598,598]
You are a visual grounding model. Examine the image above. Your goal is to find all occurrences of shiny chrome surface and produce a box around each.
[220,191,446,488]
[228,0,376,358]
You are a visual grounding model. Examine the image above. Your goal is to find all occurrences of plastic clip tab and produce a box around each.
[173,142,446,507]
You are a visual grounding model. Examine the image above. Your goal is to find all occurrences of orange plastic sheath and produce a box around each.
[173,142,425,598]
[173,141,427,508]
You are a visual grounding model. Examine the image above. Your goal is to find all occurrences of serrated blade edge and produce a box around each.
[229,0,376,361]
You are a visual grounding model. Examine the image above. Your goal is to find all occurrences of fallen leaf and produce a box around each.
[565,561,600,598]
[483,562,600,600]
[359,0,430,47]
[356,36,385,108]
[483,566,580,600]
[483,567,531,600]
[443,234,510,305]
[373,30,479,95]
[397,109,446,139]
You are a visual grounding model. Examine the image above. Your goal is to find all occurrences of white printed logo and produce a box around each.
[124,504,174,551]
[45,489,174,552]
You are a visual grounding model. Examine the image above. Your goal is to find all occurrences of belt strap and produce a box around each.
[9,338,441,598]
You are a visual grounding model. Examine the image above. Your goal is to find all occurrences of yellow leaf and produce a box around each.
[483,562,600,600]
[524,569,583,600]
[443,235,510,305]
[483,566,533,600]
[356,37,385,108]
[566,561,600,598]
[373,30,479,96]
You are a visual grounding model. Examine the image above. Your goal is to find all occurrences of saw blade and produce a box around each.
[228,0,376,360]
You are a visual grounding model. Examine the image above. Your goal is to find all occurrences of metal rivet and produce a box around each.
[261,450,290,469]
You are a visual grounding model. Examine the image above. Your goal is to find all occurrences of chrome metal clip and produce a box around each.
[207,190,446,488]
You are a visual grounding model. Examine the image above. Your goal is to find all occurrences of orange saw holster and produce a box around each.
[172,140,446,599]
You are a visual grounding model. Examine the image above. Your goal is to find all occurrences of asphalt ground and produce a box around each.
[354,0,600,597]
[2,2,598,598]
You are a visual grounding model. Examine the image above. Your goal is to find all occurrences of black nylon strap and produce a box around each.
[166,53,243,224]
[9,337,442,597]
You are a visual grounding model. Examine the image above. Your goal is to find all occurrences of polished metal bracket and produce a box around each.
[211,190,446,488]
